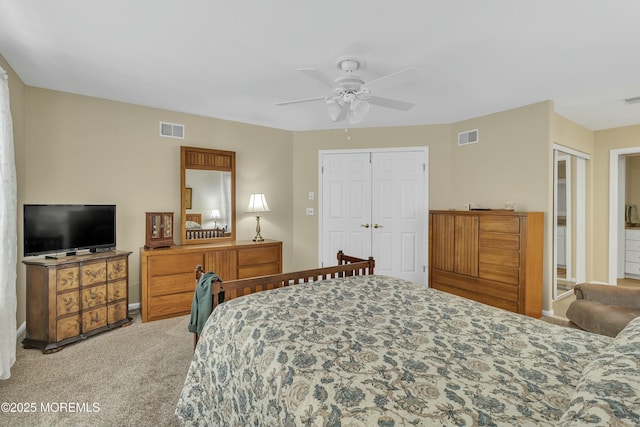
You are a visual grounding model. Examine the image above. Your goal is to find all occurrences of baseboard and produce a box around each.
[129,302,140,311]
[16,321,25,342]
[542,309,554,317]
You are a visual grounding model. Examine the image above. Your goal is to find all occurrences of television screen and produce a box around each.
[24,204,116,257]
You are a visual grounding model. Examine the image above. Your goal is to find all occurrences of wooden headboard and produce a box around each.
[186,213,201,224]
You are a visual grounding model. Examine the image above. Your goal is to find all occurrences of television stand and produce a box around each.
[22,250,132,353]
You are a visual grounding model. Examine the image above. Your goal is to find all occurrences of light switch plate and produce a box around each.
[308,192,314,200]
[306,208,314,216]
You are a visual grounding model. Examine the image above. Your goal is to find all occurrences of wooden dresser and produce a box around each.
[429,210,544,318]
[140,240,282,322]
[23,250,132,353]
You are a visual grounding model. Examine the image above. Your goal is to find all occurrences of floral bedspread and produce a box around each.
[175,275,612,426]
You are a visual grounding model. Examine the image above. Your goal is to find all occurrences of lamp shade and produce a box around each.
[349,98,370,124]
[326,99,343,122]
[246,193,270,213]
[209,209,221,220]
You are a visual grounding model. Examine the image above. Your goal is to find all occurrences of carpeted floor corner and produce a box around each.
[0,311,194,427]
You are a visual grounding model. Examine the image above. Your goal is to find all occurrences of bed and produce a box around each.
[176,258,640,426]
[184,213,227,240]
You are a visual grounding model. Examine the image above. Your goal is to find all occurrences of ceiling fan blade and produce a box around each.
[299,68,336,89]
[276,96,327,106]
[363,67,423,92]
[368,96,415,111]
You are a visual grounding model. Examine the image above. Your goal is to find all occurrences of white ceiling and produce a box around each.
[1,0,640,132]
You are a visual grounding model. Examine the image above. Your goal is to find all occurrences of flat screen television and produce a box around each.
[24,204,116,257]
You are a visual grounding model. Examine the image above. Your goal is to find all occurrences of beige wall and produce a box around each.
[10,66,632,329]
[592,125,640,281]
[19,88,293,329]
[291,101,555,308]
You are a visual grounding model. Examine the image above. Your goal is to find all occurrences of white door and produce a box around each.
[320,152,372,263]
[320,148,428,284]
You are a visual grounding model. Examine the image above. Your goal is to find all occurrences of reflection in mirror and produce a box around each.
[180,146,236,245]
[553,146,588,301]
[555,154,572,296]
[185,170,232,236]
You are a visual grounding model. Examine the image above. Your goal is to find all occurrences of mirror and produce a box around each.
[553,146,588,300]
[180,146,236,244]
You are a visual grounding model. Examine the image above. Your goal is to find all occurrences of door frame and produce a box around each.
[318,146,429,281]
[609,146,640,285]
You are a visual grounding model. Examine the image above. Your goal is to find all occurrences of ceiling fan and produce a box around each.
[276,57,422,125]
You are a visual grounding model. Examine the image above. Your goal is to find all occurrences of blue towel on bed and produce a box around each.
[188,272,222,336]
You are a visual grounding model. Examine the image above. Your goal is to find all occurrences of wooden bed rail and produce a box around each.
[217,251,374,304]
[194,251,374,306]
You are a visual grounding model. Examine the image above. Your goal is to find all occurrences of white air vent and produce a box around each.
[160,121,184,139]
[458,129,478,146]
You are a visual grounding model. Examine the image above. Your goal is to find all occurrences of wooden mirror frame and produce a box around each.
[180,146,236,245]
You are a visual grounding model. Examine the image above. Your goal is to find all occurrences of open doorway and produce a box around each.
[609,148,640,288]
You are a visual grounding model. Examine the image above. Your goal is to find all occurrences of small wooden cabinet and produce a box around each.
[140,240,282,322]
[23,251,132,353]
[429,210,544,318]
[145,212,175,249]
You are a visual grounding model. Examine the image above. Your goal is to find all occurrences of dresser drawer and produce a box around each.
[237,245,281,266]
[107,280,127,302]
[107,257,128,281]
[82,306,108,332]
[57,267,80,291]
[626,229,640,241]
[108,301,127,324]
[625,262,640,275]
[479,232,520,250]
[479,248,519,268]
[56,291,80,316]
[149,253,203,276]
[57,315,80,341]
[626,250,640,263]
[626,240,640,251]
[81,285,107,309]
[479,263,519,285]
[479,216,519,234]
[81,261,107,286]
[238,263,280,279]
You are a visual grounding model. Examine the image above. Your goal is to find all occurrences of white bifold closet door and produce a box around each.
[320,148,428,284]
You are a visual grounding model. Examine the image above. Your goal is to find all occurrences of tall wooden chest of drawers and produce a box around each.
[23,250,132,353]
[140,240,282,322]
[429,210,544,318]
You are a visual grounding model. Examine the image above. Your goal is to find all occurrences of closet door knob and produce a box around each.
[373,224,383,229]
[360,224,370,228]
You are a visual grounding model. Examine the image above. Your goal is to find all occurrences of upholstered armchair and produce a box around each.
[566,283,640,337]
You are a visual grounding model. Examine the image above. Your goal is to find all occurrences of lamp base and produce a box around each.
[253,215,264,242]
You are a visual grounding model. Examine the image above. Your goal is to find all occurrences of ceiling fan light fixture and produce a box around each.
[351,98,370,116]
[326,99,342,121]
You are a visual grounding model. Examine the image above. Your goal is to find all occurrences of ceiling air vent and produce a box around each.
[624,96,640,105]
[160,121,184,139]
[458,129,478,146]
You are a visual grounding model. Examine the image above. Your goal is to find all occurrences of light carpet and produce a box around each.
[0,311,193,427]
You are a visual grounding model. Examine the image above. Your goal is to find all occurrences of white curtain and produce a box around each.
[0,65,17,380]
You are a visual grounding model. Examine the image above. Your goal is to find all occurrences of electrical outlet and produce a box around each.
[305,208,314,216]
